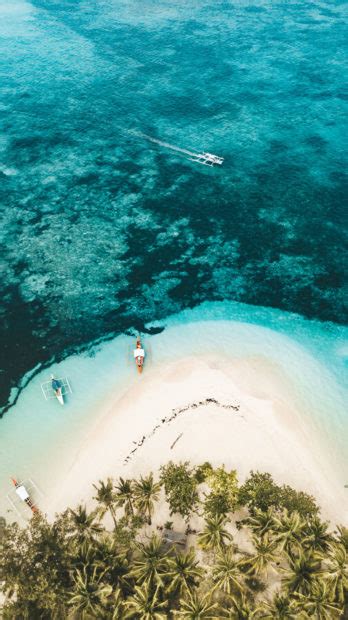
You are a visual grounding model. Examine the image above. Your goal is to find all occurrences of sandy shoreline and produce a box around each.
[42,354,347,525]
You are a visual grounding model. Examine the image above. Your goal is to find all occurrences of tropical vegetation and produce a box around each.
[1,462,347,618]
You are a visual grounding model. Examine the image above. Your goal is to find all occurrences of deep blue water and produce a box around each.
[0,0,347,411]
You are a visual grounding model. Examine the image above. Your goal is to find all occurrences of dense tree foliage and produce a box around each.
[160,461,199,520]
[204,466,239,517]
[238,471,319,517]
[1,463,347,619]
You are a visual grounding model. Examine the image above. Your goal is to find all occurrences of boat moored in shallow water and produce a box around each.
[51,374,64,405]
[134,337,145,373]
[41,375,72,405]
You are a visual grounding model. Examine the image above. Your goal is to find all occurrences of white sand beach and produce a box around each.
[43,354,348,525]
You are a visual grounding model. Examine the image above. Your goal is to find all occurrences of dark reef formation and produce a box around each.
[1,0,347,411]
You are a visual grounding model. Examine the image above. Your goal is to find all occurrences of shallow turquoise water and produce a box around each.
[0,0,347,409]
[0,300,346,519]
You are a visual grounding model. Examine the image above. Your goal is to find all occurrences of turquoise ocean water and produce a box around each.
[0,0,347,410]
[0,1,347,512]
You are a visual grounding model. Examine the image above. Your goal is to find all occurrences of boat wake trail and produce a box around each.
[130,131,198,158]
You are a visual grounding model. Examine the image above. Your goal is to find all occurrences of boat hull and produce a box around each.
[11,478,38,513]
[134,337,144,373]
[56,389,64,405]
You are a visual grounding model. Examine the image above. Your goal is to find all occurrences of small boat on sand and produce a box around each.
[133,336,145,373]
[51,374,64,405]
[11,478,38,513]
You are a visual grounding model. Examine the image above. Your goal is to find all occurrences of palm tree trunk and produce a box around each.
[109,506,117,529]
[126,498,134,517]
[129,500,134,517]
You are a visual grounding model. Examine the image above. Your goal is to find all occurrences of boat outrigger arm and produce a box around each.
[189,152,224,167]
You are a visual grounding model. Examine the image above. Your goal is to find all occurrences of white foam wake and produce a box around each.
[130,130,198,157]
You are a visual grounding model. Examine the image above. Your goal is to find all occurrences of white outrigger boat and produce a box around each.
[11,479,38,513]
[189,152,224,167]
[6,478,42,517]
[133,132,223,168]
[41,374,72,405]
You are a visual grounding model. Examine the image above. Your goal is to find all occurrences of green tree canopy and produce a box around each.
[166,548,204,597]
[211,546,244,595]
[238,471,318,517]
[0,463,345,619]
[160,461,199,520]
[93,477,118,528]
[198,514,233,552]
[133,473,161,525]
[204,465,238,517]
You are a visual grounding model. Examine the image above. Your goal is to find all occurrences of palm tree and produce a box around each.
[123,583,167,619]
[129,534,169,588]
[258,591,302,619]
[109,587,125,619]
[273,511,305,555]
[296,580,342,619]
[175,590,218,619]
[68,504,103,544]
[72,540,97,571]
[198,515,232,552]
[166,548,203,596]
[69,566,112,617]
[211,547,244,595]
[95,535,130,593]
[303,518,333,554]
[93,478,118,528]
[115,477,135,518]
[244,508,276,539]
[335,525,348,551]
[221,592,260,619]
[242,534,279,577]
[281,551,322,596]
[324,544,348,604]
[133,474,161,525]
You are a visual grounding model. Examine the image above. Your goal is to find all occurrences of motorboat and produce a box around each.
[134,337,145,373]
[11,478,38,513]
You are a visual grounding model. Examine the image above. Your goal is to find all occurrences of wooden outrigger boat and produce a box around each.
[11,478,38,513]
[41,374,72,406]
[51,374,64,405]
[133,336,145,373]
